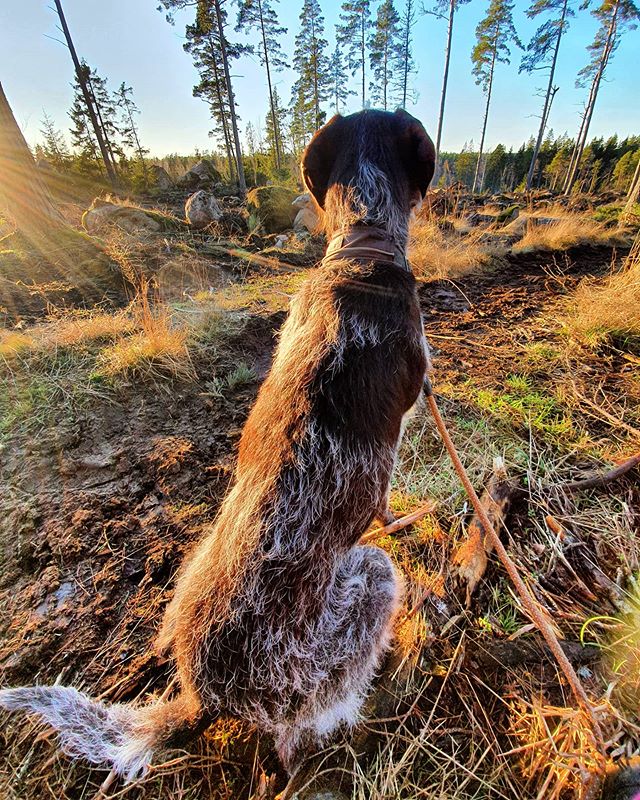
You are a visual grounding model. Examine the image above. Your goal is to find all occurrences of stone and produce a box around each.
[292,192,320,233]
[176,158,223,190]
[150,165,174,190]
[185,190,223,229]
[246,186,297,233]
[82,199,161,234]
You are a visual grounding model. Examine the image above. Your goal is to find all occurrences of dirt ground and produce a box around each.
[1,243,638,799]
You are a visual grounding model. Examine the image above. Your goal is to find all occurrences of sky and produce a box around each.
[1,0,638,159]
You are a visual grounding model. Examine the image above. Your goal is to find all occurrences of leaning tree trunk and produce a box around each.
[472,41,497,194]
[526,0,568,190]
[434,0,456,183]
[0,81,66,233]
[620,156,640,226]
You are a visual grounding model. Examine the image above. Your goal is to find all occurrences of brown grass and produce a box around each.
[512,215,630,254]
[564,244,640,346]
[408,217,501,280]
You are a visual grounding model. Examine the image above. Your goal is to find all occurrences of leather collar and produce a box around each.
[322,226,409,270]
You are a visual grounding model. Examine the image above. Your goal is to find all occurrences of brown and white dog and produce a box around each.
[0,109,435,780]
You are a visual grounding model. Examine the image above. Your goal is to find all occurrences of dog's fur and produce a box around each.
[0,109,435,780]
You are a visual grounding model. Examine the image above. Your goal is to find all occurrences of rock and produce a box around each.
[246,186,297,233]
[185,190,223,229]
[176,158,223,190]
[292,192,320,233]
[150,165,174,190]
[82,198,161,234]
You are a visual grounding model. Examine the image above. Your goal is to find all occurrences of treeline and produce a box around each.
[37,0,640,199]
[441,132,640,194]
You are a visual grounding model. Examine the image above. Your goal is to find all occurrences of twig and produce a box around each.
[423,377,606,799]
[359,502,437,544]
[559,452,640,492]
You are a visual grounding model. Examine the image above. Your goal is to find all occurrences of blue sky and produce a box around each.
[1,1,638,157]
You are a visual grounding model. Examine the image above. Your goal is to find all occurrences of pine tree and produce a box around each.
[114,83,149,188]
[432,0,471,172]
[53,0,118,188]
[520,0,574,189]
[245,121,260,184]
[395,0,418,108]
[158,0,246,193]
[291,0,331,142]
[68,81,102,176]
[337,1,373,108]
[329,46,354,113]
[39,112,70,170]
[369,0,402,110]
[82,63,123,170]
[563,0,639,194]
[470,0,521,192]
[236,0,288,171]
[263,88,288,177]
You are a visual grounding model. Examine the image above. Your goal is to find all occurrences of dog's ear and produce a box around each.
[301,114,345,209]
[395,109,436,198]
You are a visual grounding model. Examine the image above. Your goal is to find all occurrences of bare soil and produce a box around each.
[1,244,638,799]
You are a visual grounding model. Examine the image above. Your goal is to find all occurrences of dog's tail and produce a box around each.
[0,684,206,781]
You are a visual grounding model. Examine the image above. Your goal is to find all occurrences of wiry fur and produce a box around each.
[0,109,435,780]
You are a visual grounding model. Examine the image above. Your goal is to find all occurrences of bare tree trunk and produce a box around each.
[0,81,66,232]
[620,156,640,225]
[526,0,568,190]
[400,0,413,108]
[213,0,246,194]
[209,36,236,183]
[472,40,497,193]
[257,0,282,170]
[563,0,620,195]
[361,11,366,107]
[53,0,118,190]
[434,0,456,184]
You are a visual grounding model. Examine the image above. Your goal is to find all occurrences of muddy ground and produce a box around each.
[0,244,638,798]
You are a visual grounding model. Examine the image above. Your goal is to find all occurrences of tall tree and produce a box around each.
[263,88,287,174]
[0,82,65,232]
[158,0,246,194]
[53,0,118,189]
[470,0,521,192]
[563,0,639,194]
[329,46,354,113]
[337,1,373,107]
[291,0,331,142]
[395,0,418,108]
[68,78,102,175]
[520,0,573,189]
[237,0,288,171]
[369,0,402,110]
[432,0,471,173]
[84,64,123,170]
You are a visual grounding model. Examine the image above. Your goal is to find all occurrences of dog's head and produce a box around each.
[301,110,435,232]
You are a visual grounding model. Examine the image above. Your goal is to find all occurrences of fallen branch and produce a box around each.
[559,452,640,492]
[359,501,437,545]
[423,377,606,799]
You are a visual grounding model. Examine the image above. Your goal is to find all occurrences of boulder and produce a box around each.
[150,165,174,190]
[292,192,320,233]
[246,186,297,233]
[176,158,223,190]
[185,190,223,229]
[82,199,161,234]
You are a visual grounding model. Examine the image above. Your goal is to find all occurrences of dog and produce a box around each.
[0,109,435,781]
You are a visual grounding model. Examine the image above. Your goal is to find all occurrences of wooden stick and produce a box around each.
[559,452,640,492]
[359,502,437,544]
[423,377,606,798]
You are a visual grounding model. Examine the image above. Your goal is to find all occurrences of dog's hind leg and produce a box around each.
[275,545,403,774]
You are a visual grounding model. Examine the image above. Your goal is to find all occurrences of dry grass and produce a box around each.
[409,217,501,280]
[564,243,640,346]
[512,215,630,254]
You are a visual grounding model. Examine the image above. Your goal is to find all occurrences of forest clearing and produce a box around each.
[1,1,640,799]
